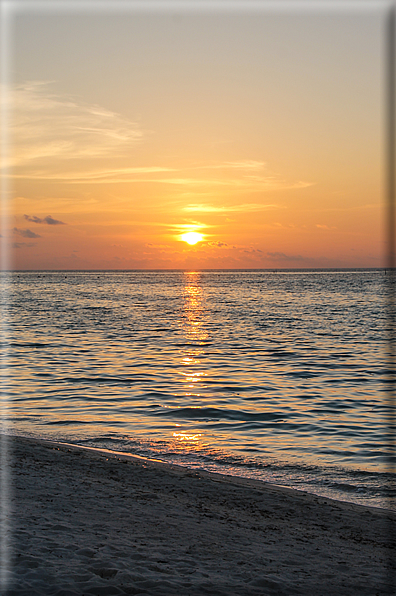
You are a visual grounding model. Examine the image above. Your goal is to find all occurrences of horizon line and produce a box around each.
[1,267,390,273]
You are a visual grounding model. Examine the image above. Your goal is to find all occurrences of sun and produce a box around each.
[181,232,203,245]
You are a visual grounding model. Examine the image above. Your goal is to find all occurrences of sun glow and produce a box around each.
[181,232,203,245]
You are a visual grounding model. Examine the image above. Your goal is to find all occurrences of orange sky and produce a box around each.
[2,4,388,270]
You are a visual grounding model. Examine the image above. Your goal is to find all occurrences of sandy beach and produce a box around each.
[2,434,395,595]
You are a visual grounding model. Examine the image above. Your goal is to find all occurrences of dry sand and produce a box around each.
[2,434,395,595]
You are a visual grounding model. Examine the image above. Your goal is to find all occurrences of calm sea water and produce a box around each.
[1,270,394,510]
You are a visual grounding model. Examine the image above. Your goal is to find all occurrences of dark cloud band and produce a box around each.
[13,228,41,239]
[24,215,66,225]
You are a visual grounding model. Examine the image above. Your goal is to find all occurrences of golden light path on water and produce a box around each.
[171,272,208,452]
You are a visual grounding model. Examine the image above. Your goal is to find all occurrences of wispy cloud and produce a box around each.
[309,203,379,213]
[244,248,263,254]
[183,203,282,213]
[24,214,66,225]
[14,166,175,182]
[13,227,41,238]
[184,160,312,192]
[172,222,209,233]
[194,160,266,170]
[157,178,311,191]
[267,251,312,263]
[12,242,36,249]
[10,164,311,190]
[5,82,143,169]
[316,224,336,230]
[208,241,228,247]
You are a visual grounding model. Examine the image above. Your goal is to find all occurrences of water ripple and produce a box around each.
[3,269,393,509]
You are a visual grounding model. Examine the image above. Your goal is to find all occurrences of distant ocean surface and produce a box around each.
[2,269,394,510]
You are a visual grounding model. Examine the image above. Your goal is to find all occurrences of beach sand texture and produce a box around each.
[4,435,395,595]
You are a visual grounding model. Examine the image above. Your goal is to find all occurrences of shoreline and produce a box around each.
[3,431,394,514]
[6,432,394,516]
[3,434,395,595]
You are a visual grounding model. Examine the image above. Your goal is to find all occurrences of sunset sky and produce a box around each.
[2,1,388,270]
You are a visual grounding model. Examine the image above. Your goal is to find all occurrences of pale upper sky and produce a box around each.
[3,1,389,269]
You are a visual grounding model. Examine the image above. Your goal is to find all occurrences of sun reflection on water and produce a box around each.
[182,272,208,345]
[171,430,204,453]
[173,432,201,441]
[169,272,213,450]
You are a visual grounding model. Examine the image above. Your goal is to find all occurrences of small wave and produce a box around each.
[287,371,319,379]
[61,376,153,384]
[266,350,298,358]
[174,341,213,347]
[76,435,128,444]
[326,482,370,493]
[8,342,50,348]
[45,420,87,425]
[151,406,286,421]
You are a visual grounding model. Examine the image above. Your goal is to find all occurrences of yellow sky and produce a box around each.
[3,5,388,269]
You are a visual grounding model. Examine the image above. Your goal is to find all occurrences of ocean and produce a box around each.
[2,269,394,510]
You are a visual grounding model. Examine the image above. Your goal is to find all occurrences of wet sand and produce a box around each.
[3,434,395,595]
